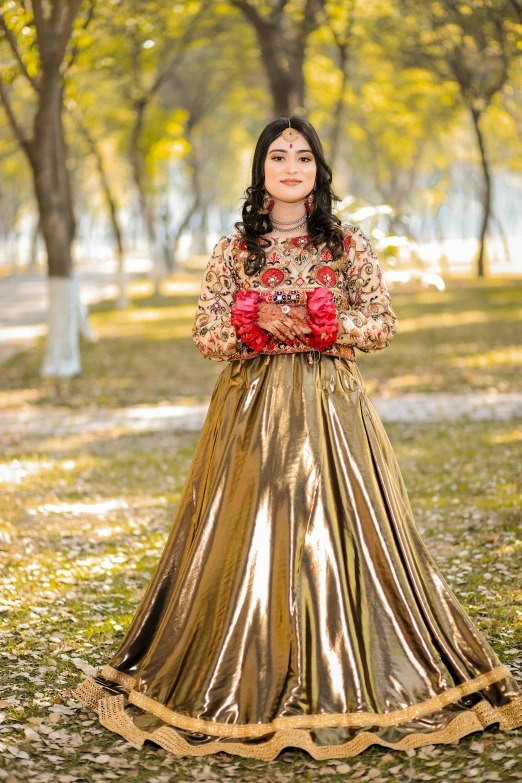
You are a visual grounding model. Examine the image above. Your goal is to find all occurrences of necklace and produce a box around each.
[268,220,308,234]
[271,213,307,226]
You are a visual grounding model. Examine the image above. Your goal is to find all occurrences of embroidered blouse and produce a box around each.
[192,222,398,363]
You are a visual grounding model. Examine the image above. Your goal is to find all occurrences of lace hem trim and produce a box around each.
[70,675,522,761]
[91,663,512,736]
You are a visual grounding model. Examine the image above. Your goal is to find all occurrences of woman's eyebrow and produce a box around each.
[268,148,313,154]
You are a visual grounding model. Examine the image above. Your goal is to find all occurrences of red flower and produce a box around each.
[305,287,339,351]
[230,290,269,352]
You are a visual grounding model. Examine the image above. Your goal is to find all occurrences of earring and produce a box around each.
[259,189,275,214]
[304,189,315,213]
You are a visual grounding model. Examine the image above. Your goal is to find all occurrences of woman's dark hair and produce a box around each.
[234,116,345,276]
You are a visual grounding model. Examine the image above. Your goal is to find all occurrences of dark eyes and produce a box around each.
[271,156,313,162]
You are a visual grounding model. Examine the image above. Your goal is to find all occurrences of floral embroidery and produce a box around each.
[261,268,285,288]
[192,223,398,362]
[316,265,337,287]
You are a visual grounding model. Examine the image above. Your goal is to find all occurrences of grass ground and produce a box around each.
[0,278,521,782]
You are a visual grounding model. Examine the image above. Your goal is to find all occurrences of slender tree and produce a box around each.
[324,0,356,170]
[396,0,522,276]
[92,0,223,291]
[0,0,96,378]
[230,0,326,117]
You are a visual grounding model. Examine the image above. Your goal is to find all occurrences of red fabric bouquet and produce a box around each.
[230,290,269,351]
[230,287,338,352]
[305,287,339,350]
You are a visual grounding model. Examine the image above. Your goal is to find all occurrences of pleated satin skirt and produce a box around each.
[72,353,522,760]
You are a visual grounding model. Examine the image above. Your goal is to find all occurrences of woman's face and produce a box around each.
[264,133,317,205]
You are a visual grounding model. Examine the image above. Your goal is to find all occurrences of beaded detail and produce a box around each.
[71,664,522,760]
[192,223,398,363]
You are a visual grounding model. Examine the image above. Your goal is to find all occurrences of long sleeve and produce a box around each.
[336,225,398,352]
[192,235,239,361]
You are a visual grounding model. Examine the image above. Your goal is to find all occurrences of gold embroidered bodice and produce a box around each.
[192,222,398,362]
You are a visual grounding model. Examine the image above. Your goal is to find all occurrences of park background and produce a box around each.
[0,1,522,782]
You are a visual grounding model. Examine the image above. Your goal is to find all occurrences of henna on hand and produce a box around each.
[257,301,309,343]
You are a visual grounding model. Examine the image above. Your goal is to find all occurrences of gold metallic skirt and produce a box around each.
[72,353,522,760]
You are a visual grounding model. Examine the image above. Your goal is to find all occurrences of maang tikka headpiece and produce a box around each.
[281,119,299,143]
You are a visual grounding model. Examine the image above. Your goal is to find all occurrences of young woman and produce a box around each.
[72,116,522,761]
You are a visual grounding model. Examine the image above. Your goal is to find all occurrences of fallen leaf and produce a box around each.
[23,727,41,741]
[70,657,98,676]
[6,746,30,759]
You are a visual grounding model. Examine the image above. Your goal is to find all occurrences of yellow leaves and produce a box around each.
[346,122,367,142]
[165,118,186,138]
[70,30,95,51]
[150,136,190,162]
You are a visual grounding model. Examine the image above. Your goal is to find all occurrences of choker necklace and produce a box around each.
[271,213,307,226]
[268,219,308,234]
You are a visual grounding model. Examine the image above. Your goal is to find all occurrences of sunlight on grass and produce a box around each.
[0,455,96,488]
[453,346,522,368]
[487,428,522,445]
[385,372,445,390]
[0,459,54,483]
[88,321,193,340]
[30,499,129,516]
[397,307,522,333]
[94,305,196,324]
[89,304,195,340]
[74,553,130,575]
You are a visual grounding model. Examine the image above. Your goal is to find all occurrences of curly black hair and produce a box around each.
[234,116,345,276]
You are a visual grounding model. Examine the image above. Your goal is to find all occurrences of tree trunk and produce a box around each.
[192,206,208,255]
[0,0,91,378]
[329,41,349,170]
[31,75,80,376]
[27,216,41,272]
[470,109,491,278]
[129,100,167,294]
[232,1,325,117]
[78,117,129,308]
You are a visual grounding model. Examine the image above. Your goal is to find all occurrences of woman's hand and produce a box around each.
[257,302,312,343]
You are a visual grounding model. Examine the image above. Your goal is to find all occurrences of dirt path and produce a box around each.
[0,391,520,439]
